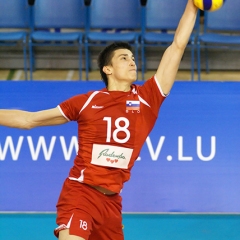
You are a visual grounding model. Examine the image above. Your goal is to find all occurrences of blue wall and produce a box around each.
[0,81,240,213]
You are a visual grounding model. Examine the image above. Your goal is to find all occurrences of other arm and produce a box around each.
[0,107,68,129]
[156,0,198,95]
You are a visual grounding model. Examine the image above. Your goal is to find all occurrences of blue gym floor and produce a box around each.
[0,213,240,240]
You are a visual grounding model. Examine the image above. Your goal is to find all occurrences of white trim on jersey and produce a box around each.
[154,75,169,97]
[66,213,74,228]
[137,96,150,108]
[57,105,70,121]
[79,91,109,114]
[69,168,86,182]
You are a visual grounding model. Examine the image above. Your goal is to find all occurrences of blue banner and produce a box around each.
[0,81,240,212]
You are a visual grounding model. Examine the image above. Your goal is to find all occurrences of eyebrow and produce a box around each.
[117,53,134,58]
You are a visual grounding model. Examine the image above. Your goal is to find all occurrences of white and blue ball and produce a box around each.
[193,0,226,11]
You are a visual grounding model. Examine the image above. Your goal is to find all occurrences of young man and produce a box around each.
[0,1,197,239]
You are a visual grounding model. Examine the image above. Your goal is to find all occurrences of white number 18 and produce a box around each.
[103,117,130,143]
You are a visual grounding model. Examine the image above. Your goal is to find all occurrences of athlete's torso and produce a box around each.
[58,76,166,192]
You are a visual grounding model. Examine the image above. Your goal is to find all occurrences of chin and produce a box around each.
[132,75,137,81]
[130,72,137,80]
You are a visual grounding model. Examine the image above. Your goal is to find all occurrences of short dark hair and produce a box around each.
[97,42,133,87]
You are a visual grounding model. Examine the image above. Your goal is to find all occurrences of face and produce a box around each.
[105,48,137,84]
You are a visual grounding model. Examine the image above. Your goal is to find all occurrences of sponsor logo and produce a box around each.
[91,144,133,169]
[92,105,103,109]
[97,149,126,164]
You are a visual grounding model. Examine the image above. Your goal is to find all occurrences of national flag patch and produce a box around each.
[126,100,140,110]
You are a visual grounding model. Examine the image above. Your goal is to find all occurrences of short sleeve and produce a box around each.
[137,75,166,116]
[58,94,88,121]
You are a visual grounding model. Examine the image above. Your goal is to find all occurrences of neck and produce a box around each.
[107,79,133,92]
[107,85,131,92]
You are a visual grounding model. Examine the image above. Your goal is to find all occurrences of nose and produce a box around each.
[130,58,136,66]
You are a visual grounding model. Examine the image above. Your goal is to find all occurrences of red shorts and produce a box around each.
[54,178,123,240]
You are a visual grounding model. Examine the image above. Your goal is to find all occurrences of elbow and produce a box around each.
[171,40,186,57]
[173,32,188,50]
[173,39,187,51]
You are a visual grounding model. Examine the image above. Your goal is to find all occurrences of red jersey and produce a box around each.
[58,76,166,193]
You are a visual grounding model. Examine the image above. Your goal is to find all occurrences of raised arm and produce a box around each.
[156,0,198,95]
[0,107,67,129]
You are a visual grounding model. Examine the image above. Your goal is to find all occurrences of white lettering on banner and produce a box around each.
[178,136,216,161]
[0,135,216,162]
[59,136,78,161]
[27,136,56,161]
[146,136,165,161]
[91,144,133,169]
[178,136,193,161]
[197,136,216,161]
[0,136,24,161]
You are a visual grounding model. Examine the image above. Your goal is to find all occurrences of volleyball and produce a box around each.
[193,0,226,11]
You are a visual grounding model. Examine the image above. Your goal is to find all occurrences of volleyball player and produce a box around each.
[0,1,197,239]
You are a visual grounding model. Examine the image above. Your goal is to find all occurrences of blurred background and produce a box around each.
[0,0,240,239]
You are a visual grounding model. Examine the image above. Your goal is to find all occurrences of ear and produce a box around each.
[103,66,112,75]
